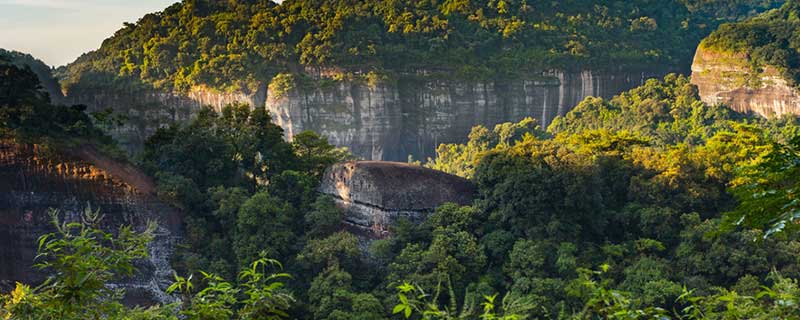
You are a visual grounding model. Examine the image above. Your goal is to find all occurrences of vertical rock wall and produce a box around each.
[0,141,181,305]
[268,69,670,161]
[64,68,671,160]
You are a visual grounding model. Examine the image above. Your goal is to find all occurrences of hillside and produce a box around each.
[58,0,783,94]
[691,1,800,116]
[699,1,800,88]
[53,0,785,160]
[0,49,63,103]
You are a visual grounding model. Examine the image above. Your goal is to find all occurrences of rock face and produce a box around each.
[65,68,672,160]
[0,141,181,305]
[691,46,800,117]
[268,69,671,161]
[319,161,475,237]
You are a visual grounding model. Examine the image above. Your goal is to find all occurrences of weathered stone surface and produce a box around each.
[319,161,475,237]
[269,70,671,161]
[65,68,671,160]
[691,45,800,117]
[0,141,181,306]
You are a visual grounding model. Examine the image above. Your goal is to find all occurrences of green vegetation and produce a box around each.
[129,74,800,319]
[139,101,351,279]
[701,1,800,88]
[58,0,783,94]
[0,207,295,320]
[7,36,800,317]
[0,49,61,101]
[0,52,118,155]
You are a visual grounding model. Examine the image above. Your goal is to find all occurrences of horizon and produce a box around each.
[0,0,178,67]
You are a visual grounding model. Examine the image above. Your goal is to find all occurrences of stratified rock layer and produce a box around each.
[319,161,475,237]
[64,69,671,160]
[0,141,181,305]
[691,46,800,117]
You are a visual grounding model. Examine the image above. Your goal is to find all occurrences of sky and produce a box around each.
[0,0,178,67]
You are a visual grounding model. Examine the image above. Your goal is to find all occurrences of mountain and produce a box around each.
[691,1,800,117]
[56,0,783,160]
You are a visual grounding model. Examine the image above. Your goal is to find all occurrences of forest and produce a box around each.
[5,24,800,317]
[58,0,783,95]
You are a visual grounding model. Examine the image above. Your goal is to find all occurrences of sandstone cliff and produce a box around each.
[0,141,180,305]
[319,161,475,237]
[691,45,800,117]
[64,69,671,160]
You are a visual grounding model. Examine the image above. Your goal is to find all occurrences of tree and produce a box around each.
[291,130,351,178]
[726,135,800,237]
[234,192,297,267]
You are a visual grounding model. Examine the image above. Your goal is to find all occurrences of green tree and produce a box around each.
[234,192,297,267]
[727,135,800,237]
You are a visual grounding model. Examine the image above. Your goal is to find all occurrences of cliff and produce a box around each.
[64,68,671,160]
[319,161,475,237]
[0,141,181,305]
[691,45,800,117]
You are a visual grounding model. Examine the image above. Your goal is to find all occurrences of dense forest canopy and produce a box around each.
[9,65,800,318]
[58,0,783,94]
[701,0,800,88]
[5,0,800,318]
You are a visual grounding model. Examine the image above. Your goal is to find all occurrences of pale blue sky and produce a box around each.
[0,0,177,67]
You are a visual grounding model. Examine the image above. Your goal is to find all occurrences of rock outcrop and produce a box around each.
[691,45,800,117]
[0,141,181,305]
[319,161,475,237]
[64,68,672,160]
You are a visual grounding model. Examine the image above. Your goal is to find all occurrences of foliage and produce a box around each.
[701,1,800,88]
[426,117,545,179]
[726,135,800,236]
[392,281,536,320]
[0,54,115,149]
[57,0,781,95]
[141,102,348,280]
[0,49,62,101]
[0,207,162,320]
[168,258,294,320]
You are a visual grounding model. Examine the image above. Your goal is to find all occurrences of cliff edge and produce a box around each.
[691,45,800,117]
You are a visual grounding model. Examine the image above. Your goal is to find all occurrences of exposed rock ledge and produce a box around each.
[319,161,476,237]
[691,45,800,117]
